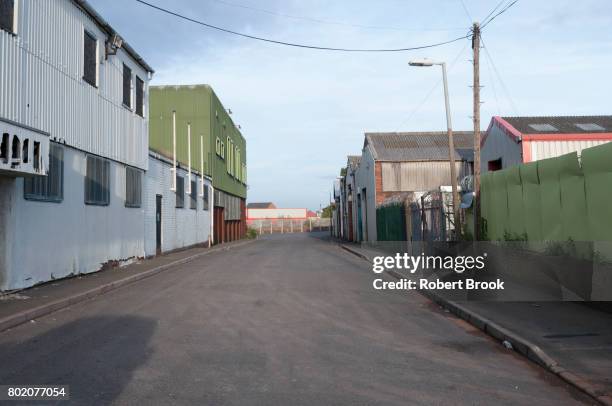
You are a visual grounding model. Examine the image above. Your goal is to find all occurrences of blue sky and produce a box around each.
[89,0,612,210]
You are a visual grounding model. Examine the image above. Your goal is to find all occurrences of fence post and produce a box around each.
[281,220,284,233]
[291,221,293,233]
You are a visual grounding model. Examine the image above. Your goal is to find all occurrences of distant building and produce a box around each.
[481,116,612,173]
[0,0,153,290]
[247,202,277,209]
[352,131,475,242]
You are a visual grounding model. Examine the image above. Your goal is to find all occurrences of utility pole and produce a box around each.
[441,63,461,237]
[472,22,481,240]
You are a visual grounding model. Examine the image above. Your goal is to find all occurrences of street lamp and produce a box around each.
[409,58,461,238]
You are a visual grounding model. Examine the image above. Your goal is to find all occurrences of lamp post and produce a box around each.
[409,58,461,238]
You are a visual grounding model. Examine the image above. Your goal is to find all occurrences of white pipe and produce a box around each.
[187,122,192,194]
[171,110,176,191]
[199,134,204,197]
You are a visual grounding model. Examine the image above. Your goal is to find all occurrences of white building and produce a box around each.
[0,0,154,290]
[144,153,212,256]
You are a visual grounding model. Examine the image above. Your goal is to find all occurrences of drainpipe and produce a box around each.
[187,122,192,194]
[171,110,177,191]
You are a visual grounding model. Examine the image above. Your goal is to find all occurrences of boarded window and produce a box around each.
[175,174,184,208]
[135,76,144,116]
[202,184,209,211]
[85,155,110,206]
[0,0,14,34]
[83,31,97,87]
[122,64,132,107]
[24,144,64,202]
[190,180,197,209]
[125,166,142,208]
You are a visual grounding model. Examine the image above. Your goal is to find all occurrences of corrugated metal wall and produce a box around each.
[381,161,471,192]
[0,0,150,170]
[531,140,610,161]
[214,189,242,221]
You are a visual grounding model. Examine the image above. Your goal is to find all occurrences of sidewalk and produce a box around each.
[0,240,255,332]
[339,242,612,406]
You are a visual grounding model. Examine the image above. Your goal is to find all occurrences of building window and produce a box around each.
[488,158,502,172]
[85,155,110,206]
[24,144,64,202]
[202,184,209,211]
[190,180,197,209]
[175,174,184,208]
[220,141,225,159]
[83,30,97,87]
[0,0,15,34]
[215,137,221,156]
[125,166,142,208]
[135,76,144,117]
[122,64,132,108]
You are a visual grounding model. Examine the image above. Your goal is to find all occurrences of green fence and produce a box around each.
[376,203,407,241]
[481,141,612,245]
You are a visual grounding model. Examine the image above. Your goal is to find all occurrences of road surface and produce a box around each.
[0,233,591,405]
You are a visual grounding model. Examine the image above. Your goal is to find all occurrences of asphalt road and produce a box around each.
[0,233,592,405]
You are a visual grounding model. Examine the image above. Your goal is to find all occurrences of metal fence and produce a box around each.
[247,218,331,234]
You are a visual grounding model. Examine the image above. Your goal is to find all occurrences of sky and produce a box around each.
[89,0,612,210]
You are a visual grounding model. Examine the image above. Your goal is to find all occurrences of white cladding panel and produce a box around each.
[0,0,150,170]
[531,140,611,161]
[247,208,307,219]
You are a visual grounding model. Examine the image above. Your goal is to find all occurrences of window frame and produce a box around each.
[83,29,98,88]
[189,180,197,210]
[175,174,184,208]
[0,0,16,35]
[135,76,144,117]
[84,155,110,206]
[122,63,132,109]
[24,144,64,203]
[202,183,209,211]
[125,166,142,208]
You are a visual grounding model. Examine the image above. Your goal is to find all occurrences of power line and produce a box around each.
[481,36,518,115]
[397,41,469,128]
[458,0,473,24]
[480,0,509,26]
[210,0,467,32]
[134,0,469,52]
[482,0,518,29]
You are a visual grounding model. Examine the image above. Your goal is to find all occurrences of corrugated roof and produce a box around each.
[347,155,361,169]
[502,116,612,134]
[364,131,475,162]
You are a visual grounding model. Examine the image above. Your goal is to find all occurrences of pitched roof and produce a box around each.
[347,155,361,170]
[364,131,475,162]
[501,116,612,134]
[247,202,276,209]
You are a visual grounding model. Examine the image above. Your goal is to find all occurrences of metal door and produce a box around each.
[156,194,162,254]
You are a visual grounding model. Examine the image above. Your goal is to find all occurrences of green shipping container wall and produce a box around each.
[480,141,612,249]
[149,85,247,199]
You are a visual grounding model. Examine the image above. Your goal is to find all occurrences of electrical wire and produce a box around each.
[480,0,509,26]
[210,0,467,32]
[481,36,518,115]
[481,0,518,29]
[134,0,469,52]
[397,41,469,128]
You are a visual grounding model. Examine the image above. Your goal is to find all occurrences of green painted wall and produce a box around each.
[149,85,247,199]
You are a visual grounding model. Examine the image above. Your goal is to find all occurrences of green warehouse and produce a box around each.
[149,85,247,243]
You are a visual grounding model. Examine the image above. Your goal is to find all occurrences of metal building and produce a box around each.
[0,0,154,290]
[481,116,612,173]
[149,85,248,244]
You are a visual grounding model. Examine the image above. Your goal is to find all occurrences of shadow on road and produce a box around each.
[0,315,156,404]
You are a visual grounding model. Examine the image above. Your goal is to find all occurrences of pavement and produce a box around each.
[0,233,596,405]
[340,241,612,405]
